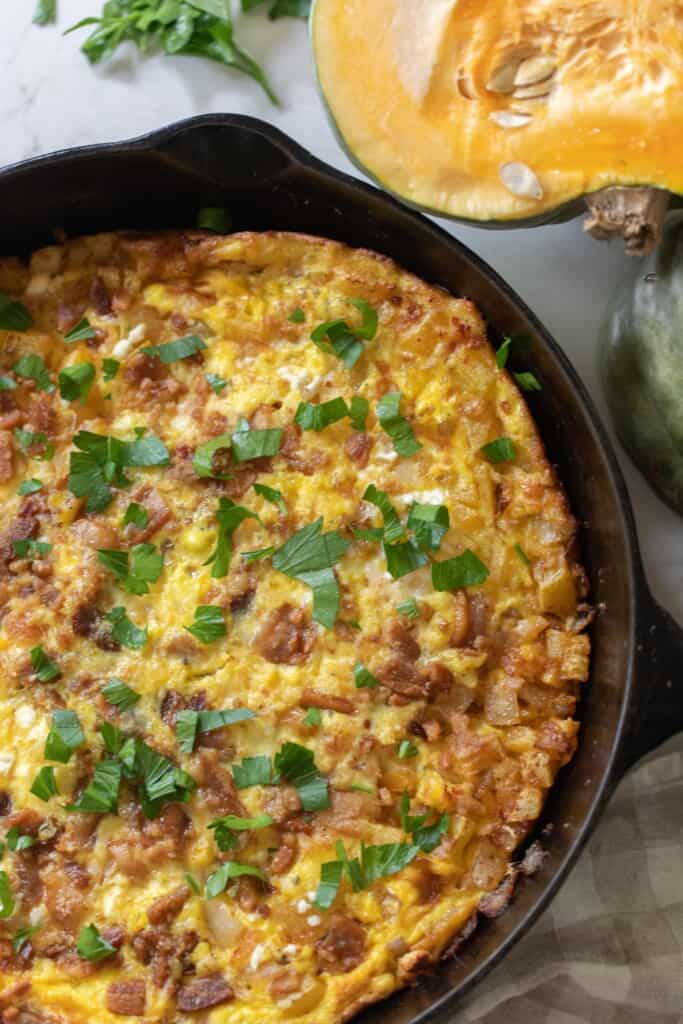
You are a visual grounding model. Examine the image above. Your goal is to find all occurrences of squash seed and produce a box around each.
[500,162,543,200]
[513,81,553,100]
[486,61,519,94]
[513,55,556,88]
[490,110,533,128]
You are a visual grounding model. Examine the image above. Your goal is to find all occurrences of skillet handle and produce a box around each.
[619,595,683,771]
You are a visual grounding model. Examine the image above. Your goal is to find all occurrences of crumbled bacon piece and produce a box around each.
[254,603,316,665]
[147,884,191,926]
[345,431,373,468]
[315,915,366,974]
[106,979,146,1016]
[176,975,234,1012]
[300,690,355,715]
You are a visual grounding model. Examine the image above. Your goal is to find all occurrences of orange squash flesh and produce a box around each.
[313,0,681,247]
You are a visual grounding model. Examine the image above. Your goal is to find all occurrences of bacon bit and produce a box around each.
[386,620,420,661]
[124,486,171,543]
[43,860,90,928]
[0,411,22,431]
[106,979,146,1016]
[269,970,302,1001]
[375,657,424,700]
[56,304,82,334]
[421,661,454,696]
[300,690,355,715]
[279,425,328,476]
[195,748,246,817]
[147,884,191,926]
[345,432,373,468]
[176,975,234,1012]
[264,785,302,825]
[315,915,366,975]
[0,793,10,817]
[71,604,120,652]
[254,603,316,665]
[100,925,126,951]
[0,431,14,484]
[450,590,470,646]
[89,276,112,316]
[397,947,431,977]
[269,834,298,875]
[132,927,198,989]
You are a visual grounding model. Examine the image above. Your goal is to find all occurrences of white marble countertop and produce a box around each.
[2,9,682,1023]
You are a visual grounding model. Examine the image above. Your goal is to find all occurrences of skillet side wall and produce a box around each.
[0,117,639,1023]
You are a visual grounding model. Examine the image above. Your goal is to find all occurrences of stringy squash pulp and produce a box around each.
[313,0,681,247]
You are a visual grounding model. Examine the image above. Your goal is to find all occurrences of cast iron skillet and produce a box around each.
[1,114,682,1024]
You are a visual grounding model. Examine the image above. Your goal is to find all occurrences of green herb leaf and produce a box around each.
[30,766,59,802]
[0,377,17,391]
[514,371,542,392]
[514,543,531,566]
[274,741,329,812]
[185,605,226,645]
[102,358,120,381]
[353,662,379,689]
[141,335,207,364]
[30,645,60,683]
[68,429,169,512]
[64,318,96,343]
[407,503,449,552]
[12,538,51,559]
[66,760,122,814]
[348,299,378,340]
[313,859,344,910]
[184,872,201,895]
[102,678,141,712]
[14,428,54,462]
[14,354,54,393]
[197,207,231,233]
[431,549,489,591]
[361,484,403,543]
[310,299,377,369]
[44,711,84,764]
[253,482,286,515]
[272,518,350,629]
[18,479,42,496]
[481,437,516,463]
[288,307,305,323]
[398,740,418,759]
[13,925,39,953]
[205,497,261,578]
[97,543,163,595]
[76,924,116,962]
[205,861,267,899]
[384,541,428,580]
[295,397,349,432]
[176,706,253,754]
[349,396,369,431]
[59,362,95,402]
[0,871,15,920]
[0,293,32,332]
[193,434,232,478]
[303,707,322,727]
[231,422,283,463]
[33,0,57,25]
[206,372,228,394]
[495,338,512,368]
[104,606,148,649]
[242,545,276,562]
[208,813,273,852]
[396,598,419,619]
[6,827,35,852]
[377,392,421,457]
[122,502,149,530]
[232,755,274,790]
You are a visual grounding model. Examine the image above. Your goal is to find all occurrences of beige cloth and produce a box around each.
[458,735,683,1023]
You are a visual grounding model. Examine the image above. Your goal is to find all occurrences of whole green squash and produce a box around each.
[601,214,683,515]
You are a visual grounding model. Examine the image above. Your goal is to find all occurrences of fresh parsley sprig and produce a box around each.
[272,518,350,629]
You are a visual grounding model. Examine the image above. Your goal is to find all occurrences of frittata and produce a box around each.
[0,231,590,1024]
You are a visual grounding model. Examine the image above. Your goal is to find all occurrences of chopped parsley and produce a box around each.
[33,0,57,26]
[431,549,489,591]
[377,392,421,457]
[232,755,274,790]
[231,420,283,463]
[64,318,96,343]
[398,740,418,759]
[13,354,54,393]
[184,872,201,895]
[272,518,351,629]
[349,396,369,431]
[58,362,96,403]
[481,437,516,463]
[102,357,119,381]
[274,741,330,812]
[514,371,542,392]
[176,707,254,754]
[0,872,15,920]
[357,484,428,579]
[102,678,141,712]
[14,427,53,462]
[30,645,60,682]
[353,662,379,689]
[141,335,207,364]
[197,207,232,233]
[514,543,531,566]
[204,498,261,578]
[68,429,169,513]
[303,707,322,727]
[208,813,273,852]
[6,827,35,852]
[12,538,51,558]
[97,543,164,595]
[288,307,305,324]
[122,502,149,530]
[17,479,43,495]
[361,484,403,543]
[495,337,512,368]
[67,760,122,814]
[0,293,32,332]
[396,598,419,619]
[407,502,450,552]
[242,545,276,562]
[205,861,267,900]
[12,925,39,953]
[253,482,286,515]
[44,710,85,764]
[295,397,349,432]
[76,924,116,962]
[184,606,227,645]
[30,767,59,802]
[104,606,148,649]
[310,298,378,369]
[206,372,228,394]
[0,377,16,391]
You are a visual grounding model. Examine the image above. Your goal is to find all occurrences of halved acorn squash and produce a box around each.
[312,0,681,252]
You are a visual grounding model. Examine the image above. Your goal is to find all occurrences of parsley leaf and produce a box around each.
[97,543,163,595]
[313,836,424,910]
[310,298,378,369]
[0,293,32,332]
[76,924,116,962]
[361,484,403,543]
[272,518,350,629]
[14,427,53,461]
[295,397,349,432]
[495,337,512,368]
[431,549,489,591]
[68,429,169,513]
[30,645,60,682]
[66,760,122,814]
[232,755,274,789]
[176,706,254,753]
[407,502,449,552]
[274,741,329,812]
[197,207,232,233]
[104,606,147,649]
[398,739,418,759]
[0,872,15,920]
[396,597,419,619]
[288,307,305,323]
[141,334,207,364]
[514,543,531,566]
[12,925,39,954]
[58,362,95,402]
[0,377,17,391]
[121,739,195,819]
[377,392,421,457]
[102,678,141,712]
[205,861,267,900]
[206,372,228,394]
[349,396,369,431]
[253,482,286,515]
[303,707,322,727]
[14,354,54,393]
[30,767,59,802]
[384,541,428,580]
[353,662,379,689]
[44,711,85,764]
[185,605,227,645]
[64,318,96,343]
[102,357,119,380]
[231,421,283,463]
[514,371,542,392]
[122,502,148,530]
[399,793,448,852]
[204,497,260,578]
[208,813,273,852]
[18,479,42,496]
[6,827,35,852]
[481,437,516,463]
[12,538,51,559]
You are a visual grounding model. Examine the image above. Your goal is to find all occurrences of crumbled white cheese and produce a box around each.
[307,914,322,927]
[296,899,310,914]
[112,323,146,360]
[29,905,46,926]
[15,705,36,729]
[249,943,266,970]
[306,890,317,903]
[169,413,194,434]
[373,446,398,463]
[282,943,298,957]
[0,753,14,775]
[277,365,310,390]
[399,488,447,505]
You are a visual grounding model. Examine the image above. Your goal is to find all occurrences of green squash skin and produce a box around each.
[601,214,683,515]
